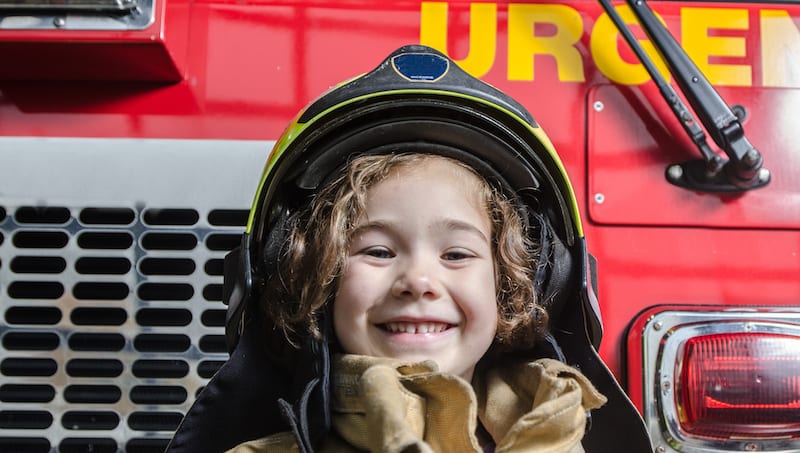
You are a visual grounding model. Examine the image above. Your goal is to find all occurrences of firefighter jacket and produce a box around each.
[227,354,607,453]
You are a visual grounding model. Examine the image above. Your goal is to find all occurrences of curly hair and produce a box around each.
[258,153,548,352]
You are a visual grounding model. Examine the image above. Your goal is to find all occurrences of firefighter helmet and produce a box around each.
[227,44,601,352]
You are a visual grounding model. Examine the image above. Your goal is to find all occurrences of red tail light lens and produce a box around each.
[678,332,800,440]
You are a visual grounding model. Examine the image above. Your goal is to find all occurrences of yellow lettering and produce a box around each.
[508,4,584,82]
[682,7,751,86]
[591,4,670,85]
[420,2,497,77]
[761,10,800,88]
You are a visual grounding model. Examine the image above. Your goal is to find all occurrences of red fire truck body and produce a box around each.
[1,1,799,451]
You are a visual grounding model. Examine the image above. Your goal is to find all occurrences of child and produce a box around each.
[167,44,653,453]
[229,152,606,452]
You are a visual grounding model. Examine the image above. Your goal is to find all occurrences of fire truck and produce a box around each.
[1,0,798,452]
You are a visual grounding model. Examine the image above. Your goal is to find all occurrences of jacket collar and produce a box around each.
[329,354,606,453]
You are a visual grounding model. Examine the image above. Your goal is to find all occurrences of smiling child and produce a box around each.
[229,152,606,452]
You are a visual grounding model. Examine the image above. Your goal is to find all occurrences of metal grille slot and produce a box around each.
[65,359,124,378]
[67,333,125,351]
[0,384,56,402]
[2,332,60,350]
[5,306,63,325]
[63,385,121,404]
[129,385,187,405]
[79,208,136,226]
[61,411,120,430]
[70,307,127,326]
[131,360,189,378]
[201,309,225,326]
[75,257,131,275]
[136,308,191,327]
[208,209,249,227]
[72,282,129,300]
[125,438,170,452]
[59,438,117,453]
[10,256,67,274]
[13,231,69,248]
[197,360,225,378]
[15,207,71,225]
[0,410,53,429]
[2,359,58,376]
[202,284,223,302]
[127,411,184,431]
[139,258,195,276]
[137,282,193,301]
[76,232,133,250]
[133,334,191,352]
[142,209,199,227]
[0,437,50,452]
[7,281,64,299]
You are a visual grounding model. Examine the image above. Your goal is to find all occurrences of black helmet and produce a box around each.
[169,45,651,453]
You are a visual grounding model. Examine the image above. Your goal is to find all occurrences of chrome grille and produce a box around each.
[0,137,267,452]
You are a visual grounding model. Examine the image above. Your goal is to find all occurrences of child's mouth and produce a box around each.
[380,321,452,334]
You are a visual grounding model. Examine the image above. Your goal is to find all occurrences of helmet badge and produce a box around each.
[391,51,449,82]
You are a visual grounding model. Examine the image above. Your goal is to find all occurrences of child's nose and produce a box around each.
[391,259,441,300]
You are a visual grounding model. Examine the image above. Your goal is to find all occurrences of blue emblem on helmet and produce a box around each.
[391,52,449,82]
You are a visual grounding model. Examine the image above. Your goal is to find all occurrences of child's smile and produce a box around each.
[375,317,458,345]
[333,157,498,381]
[380,321,453,334]
[376,319,457,349]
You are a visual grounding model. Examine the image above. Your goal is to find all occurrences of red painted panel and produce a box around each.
[587,84,800,229]
[591,225,800,378]
[0,0,191,81]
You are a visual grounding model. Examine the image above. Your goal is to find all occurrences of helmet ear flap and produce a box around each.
[530,212,575,330]
[223,206,299,352]
[222,235,252,353]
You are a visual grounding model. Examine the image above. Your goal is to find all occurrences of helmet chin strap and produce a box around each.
[276,315,331,453]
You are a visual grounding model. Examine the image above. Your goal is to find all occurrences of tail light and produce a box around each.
[635,308,800,452]
[679,332,800,439]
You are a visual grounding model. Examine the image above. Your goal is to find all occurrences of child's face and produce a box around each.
[333,158,498,381]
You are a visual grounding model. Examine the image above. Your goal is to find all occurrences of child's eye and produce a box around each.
[442,249,474,261]
[362,247,394,259]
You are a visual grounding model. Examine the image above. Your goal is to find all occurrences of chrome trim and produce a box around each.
[0,0,136,12]
[0,0,153,30]
[643,310,800,453]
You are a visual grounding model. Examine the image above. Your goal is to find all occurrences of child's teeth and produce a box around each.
[385,322,446,333]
